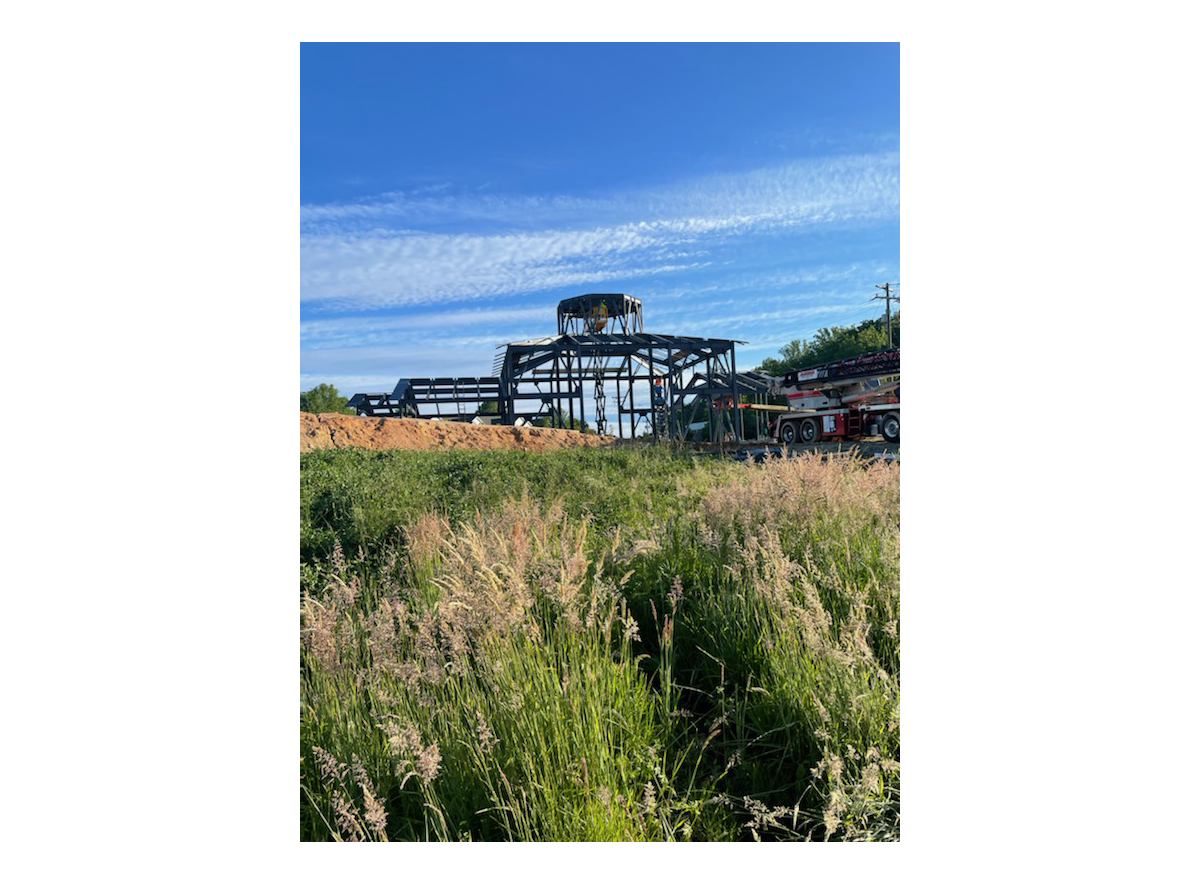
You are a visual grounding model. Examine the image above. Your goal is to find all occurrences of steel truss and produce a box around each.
[347,378,500,420]
[349,294,752,444]
[781,348,900,387]
[493,332,745,443]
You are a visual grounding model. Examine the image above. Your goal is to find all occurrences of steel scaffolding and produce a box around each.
[348,293,756,444]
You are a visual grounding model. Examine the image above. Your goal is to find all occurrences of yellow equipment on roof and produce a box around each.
[587,302,609,332]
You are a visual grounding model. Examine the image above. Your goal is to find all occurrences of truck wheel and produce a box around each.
[881,412,900,443]
[780,421,798,444]
[799,418,819,444]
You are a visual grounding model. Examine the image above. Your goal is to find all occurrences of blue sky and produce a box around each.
[301,43,899,406]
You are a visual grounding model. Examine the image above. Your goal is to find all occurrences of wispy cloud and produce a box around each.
[301,304,556,348]
[301,281,886,350]
[301,152,898,310]
[301,343,502,388]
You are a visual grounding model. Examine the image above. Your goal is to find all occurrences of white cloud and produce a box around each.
[301,343,501,386]
[300,304,557,348]
[300,152,899,310]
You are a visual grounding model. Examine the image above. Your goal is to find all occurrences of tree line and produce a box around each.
[755,313,899,375]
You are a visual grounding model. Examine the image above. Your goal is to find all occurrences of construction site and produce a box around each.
[343,293,900,449]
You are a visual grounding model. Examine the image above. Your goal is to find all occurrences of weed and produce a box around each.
[300,447,899,841]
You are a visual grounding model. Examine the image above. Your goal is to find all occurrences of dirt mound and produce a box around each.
[301,413,616,453]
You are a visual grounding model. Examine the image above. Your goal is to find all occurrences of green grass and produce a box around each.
[301,445,899,841]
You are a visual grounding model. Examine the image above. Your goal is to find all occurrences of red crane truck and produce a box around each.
[767,348,900,444]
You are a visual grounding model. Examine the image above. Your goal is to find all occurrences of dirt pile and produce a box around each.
[301,413,617,453]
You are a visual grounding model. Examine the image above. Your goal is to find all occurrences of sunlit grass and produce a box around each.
[301,446,899,841]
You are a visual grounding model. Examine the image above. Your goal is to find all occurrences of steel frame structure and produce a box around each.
[493,331,746,442]
[678,367,782,443]
[349,294,758,444]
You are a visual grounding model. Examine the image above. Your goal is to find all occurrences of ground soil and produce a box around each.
[301,413,900,459]
[300,413,617,453]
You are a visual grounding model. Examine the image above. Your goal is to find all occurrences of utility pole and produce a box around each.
[873,283,900,348]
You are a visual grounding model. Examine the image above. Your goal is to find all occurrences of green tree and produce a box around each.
[301,383,355,415]
[756,314,899,375]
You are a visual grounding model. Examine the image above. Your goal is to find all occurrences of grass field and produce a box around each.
[300,446,900,841]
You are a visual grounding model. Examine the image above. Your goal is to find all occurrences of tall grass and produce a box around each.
[301,446,899,841]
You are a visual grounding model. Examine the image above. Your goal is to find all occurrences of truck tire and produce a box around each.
[881,412,900,444]
[799,418,819,444]
[780,421,798,444]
